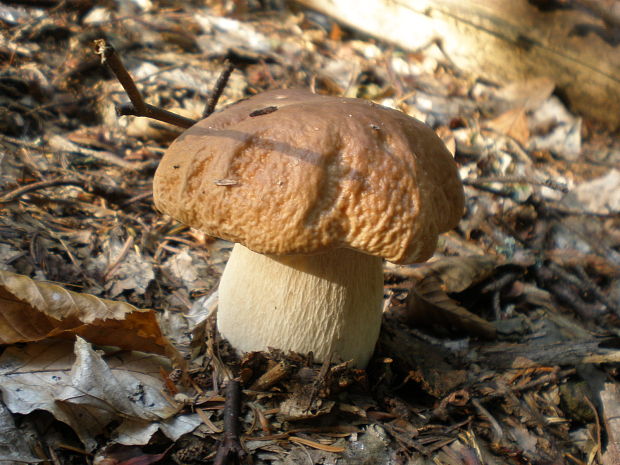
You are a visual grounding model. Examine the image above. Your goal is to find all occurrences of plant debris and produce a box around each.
[1,1,619,464]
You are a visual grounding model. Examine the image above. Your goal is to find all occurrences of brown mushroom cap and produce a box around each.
[153,89,464,264]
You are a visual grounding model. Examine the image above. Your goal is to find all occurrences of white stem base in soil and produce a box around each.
[217,243,384,368]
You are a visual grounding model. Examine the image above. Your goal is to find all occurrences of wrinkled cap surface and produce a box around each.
[153,89,464,264]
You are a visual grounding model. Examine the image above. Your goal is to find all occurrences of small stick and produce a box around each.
[214,379,248,465]
[0,178,134,205]
[574,265,620,318]
[0,179,83,203]
[94,39,197,129]
[463,175,568,193]
[204,60,235,118]
[472,398,503,444]
[103,235,134,280]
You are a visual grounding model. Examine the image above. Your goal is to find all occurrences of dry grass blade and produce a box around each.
[289,435,345,453]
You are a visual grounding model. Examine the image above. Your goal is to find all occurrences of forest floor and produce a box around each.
[1,1,620,464]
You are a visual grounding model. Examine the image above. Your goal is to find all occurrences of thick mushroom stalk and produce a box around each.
[153,89,465,371]
[217,244,383,368]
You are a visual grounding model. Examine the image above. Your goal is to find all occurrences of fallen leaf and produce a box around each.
[0,398,41,463]
[484,107,530,145]
[390,255,499,293]
[493,77,555,112]
[0,270,180,361]
[0,338,198,451]
[408,275,497,340]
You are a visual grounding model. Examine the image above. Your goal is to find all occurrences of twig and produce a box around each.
[466,181,618,221]
[539,204,620,219]
[121,190,153,206]
[463,175,568,193]
[509,368,576,394]
[546,263,612,318]
[214,379,248,465]
[572,265,620,318]
[584,395,603,464]
[535,265,603,321]
[305,353,333,412]
[47,134,145,170]
[0,179,83,203]
[93,39,197,129]
[472,398,503,444]
[204,60,235,118]
[0,177,134,205]
[103,235,134,281]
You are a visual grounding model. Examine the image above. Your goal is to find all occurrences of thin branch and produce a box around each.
[93,39,197,129]
[463,175,568,193]
[0,178,133,204]
[465,181,618,218]
[472,398,503,443]
[214,379,248,465]
[116,102,196,128]
[0,180,83,203]
[204,60,235,118]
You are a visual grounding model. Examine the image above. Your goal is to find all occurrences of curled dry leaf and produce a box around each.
[390,255,499,293]
[0,338,199,451]
[0,270,180,362]
[408,275,497,340]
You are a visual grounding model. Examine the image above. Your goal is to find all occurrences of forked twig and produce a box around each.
[94,38,197,129]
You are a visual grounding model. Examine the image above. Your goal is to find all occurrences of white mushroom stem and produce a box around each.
[217,244,384,368]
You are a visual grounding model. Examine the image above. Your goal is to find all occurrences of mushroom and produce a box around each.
[153,89,464,368]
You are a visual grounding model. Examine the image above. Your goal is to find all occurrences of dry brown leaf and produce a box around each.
[0,270,180,362]
[484,107,530,145]
[494,77,555,112]
[408,275,496,340]
[390,255,499,293]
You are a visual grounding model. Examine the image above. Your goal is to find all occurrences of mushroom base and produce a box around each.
[217,244,384,368]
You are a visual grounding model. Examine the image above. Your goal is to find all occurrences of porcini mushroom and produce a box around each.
[153,89,464,368]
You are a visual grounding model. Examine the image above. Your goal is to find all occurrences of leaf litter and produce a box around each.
[0,1,619,464]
